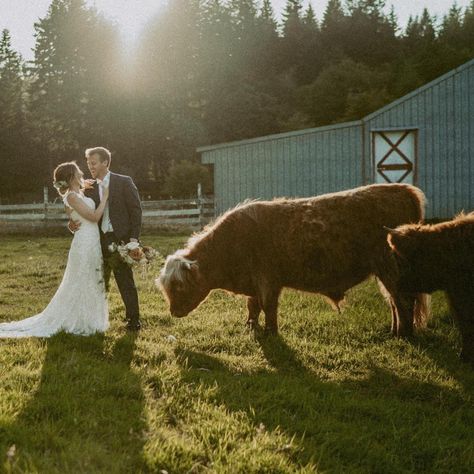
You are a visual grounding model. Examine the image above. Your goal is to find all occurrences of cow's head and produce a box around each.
[156,253,210,317]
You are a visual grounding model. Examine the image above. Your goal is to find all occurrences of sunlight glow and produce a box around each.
[86,0,165,51]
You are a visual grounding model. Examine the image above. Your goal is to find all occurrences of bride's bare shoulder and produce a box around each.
[63,191,83,208]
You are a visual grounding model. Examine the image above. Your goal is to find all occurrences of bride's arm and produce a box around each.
[66,189,109,223]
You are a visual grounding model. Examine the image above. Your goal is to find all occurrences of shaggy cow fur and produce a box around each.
[388,214,474,365]
[158,183,429,335]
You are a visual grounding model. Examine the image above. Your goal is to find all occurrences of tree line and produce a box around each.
[1,0,473,202]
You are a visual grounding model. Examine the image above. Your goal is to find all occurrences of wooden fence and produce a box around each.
[0,187,215,232]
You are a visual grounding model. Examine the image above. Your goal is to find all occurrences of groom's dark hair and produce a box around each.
[85,147,112,167]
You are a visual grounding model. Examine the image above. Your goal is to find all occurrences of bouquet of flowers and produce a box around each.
[108,241,158,267]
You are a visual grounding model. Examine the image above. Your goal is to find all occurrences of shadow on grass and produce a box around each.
[410,310,474,391]
[176,333,474,473]
[0,332,146,473]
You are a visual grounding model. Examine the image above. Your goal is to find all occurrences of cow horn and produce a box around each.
[185,259,197,269]
[383,226,402,235]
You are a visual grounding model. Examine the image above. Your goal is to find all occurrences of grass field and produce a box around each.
[0,232,473,473]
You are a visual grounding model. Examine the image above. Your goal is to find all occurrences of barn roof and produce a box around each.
[196,121,362,153]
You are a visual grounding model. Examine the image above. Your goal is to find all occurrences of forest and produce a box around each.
[1,0,473,201]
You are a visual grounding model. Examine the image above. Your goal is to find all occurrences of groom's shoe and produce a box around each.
[125,320,141,331]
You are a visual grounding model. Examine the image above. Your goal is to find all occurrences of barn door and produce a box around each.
[372,130,417,184]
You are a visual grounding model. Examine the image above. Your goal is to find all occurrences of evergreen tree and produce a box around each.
[196,0,283,144]
[343,0,399,66]
[437,3,470,73]
[440,3,464,46]
[257,0,279,71]
[246,0,280,78]
[320,0,346,62]
[0,30,23,131]
[282,0,304,38]
[321,0,345,30]
[0,29,34,199]
[29,0,121,182]
[463,1,474,53]
[303,3,318,30]
[280,0,306,76]
[387,4,399,34]
[297,3,322,83]
[261,0,277,26]
[400,8,438,86]
[133,0,207,189]
[229,0,257,31]
[228,0,260,77]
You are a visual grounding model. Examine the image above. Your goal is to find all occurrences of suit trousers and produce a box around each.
[100,231,140,324]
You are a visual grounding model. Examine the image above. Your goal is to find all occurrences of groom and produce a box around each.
[70,147,142,330]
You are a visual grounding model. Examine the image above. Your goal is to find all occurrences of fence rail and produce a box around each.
[0,192,215,230]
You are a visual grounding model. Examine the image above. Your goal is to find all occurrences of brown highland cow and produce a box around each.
[158,184,429,335]
[387,214,474,365]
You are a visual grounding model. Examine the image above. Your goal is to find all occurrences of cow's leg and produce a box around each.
[389,300,398,335]
[377,269,415,337]
[392,292,416,337]
[246,296,261,330]
[258,285,281,334]
[447,290,474,365]
[376,278,398,335]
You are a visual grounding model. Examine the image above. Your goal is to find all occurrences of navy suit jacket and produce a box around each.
[85,172,142,242]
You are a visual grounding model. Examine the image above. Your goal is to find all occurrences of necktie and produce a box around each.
[100,182,111,233]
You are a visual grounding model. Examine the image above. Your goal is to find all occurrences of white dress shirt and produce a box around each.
[97,172,113,233]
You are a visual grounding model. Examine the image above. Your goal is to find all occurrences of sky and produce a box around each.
[0,0,471,60]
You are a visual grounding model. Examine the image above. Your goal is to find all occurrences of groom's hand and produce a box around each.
[83,179,96,190]
[68,219,81,234]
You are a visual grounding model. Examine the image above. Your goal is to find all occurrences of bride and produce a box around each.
[0,161,109,337]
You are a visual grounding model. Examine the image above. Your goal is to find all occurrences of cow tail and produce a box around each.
[414,293,431,328]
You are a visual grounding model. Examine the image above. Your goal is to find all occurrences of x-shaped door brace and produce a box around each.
[376,131,413,183]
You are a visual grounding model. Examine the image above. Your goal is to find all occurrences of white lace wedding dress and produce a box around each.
[0,191,109,337]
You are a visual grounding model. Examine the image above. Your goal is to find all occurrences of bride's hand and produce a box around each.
[102,186,109,201]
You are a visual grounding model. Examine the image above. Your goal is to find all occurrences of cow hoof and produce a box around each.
[396,326,413,338]
[264,326,278,336]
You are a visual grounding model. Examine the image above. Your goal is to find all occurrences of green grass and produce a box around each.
[0,233,473,473]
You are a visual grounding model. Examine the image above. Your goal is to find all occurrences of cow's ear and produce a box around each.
[189,261,200,278]
[184,260,200,281]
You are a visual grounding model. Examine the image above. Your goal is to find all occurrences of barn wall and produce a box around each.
[201,121,363,214]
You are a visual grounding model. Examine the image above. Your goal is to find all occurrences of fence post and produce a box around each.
[43,186,49,221]
[197,183,203,227]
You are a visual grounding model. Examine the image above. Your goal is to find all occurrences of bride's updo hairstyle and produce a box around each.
[53,161,82,196]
